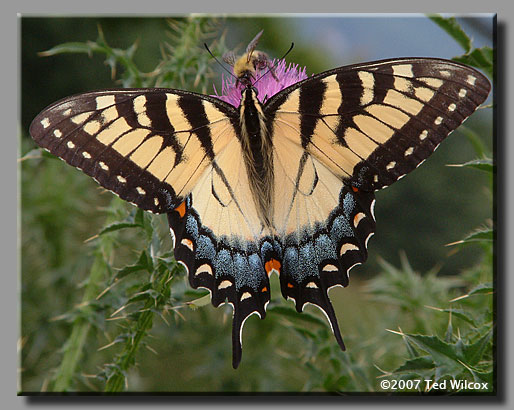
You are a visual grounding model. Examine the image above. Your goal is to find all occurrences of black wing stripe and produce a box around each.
[113,93,142,128]
[299,77,326,148]
[179,95,216,161]
[143,92,175,132]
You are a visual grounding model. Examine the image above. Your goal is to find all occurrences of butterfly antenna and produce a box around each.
[254,42,295,85]
[204,43,238,82]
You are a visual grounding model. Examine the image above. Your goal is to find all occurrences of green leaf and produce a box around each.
[116,251,153,279]
[115,264,146,279]
[447,228,493,248]
[444,314,453,343]
[19,148,46,161]
[133,208,146,226]
[38,41,99,57]
[126,288,160,304]
[98,222,142,236]
[429,15,472,53]
[469,370,493,387]
[449,282,493,304]
[392,356,435,374]
[448,158,494,173]
[402,331,421,359]
[462,330,492,366]
[467,282,494,296]
[186,293,212,309]
[291,325,318,341]
[453,47,494,78]
[396,334,466,380]
[463,228,494,243]
[431,307,478,327]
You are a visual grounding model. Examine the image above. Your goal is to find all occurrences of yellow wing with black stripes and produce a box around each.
[29,56,490,369]
[262,58,490,352]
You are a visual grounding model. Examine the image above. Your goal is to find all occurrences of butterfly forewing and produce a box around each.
[30,89,239,213]
[266,57,491,191]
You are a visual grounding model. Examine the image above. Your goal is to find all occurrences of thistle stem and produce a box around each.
[51,197,122,392]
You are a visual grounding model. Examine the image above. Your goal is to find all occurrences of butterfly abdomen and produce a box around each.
[239,87,275,229]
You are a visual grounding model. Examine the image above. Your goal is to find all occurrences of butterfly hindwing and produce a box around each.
[278,185,376,348]
[167,195,271,369]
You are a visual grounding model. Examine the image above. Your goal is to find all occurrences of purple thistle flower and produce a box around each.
[212,59,308,106]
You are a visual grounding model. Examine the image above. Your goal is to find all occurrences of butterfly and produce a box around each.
[29,31,491,368]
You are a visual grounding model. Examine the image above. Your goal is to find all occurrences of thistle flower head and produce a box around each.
[212,59,308,106]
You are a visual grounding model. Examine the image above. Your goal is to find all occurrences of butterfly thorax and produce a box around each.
[239,86,275,230]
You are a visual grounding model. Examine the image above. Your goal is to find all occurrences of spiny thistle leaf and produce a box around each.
[395,334,466,380]
[391,356,435,375]
[34,17,223,392]
[39,25,143,87]
[186,293,212,309]
[447,227,493,247]
[116,250,154,279]
[98,222,142,236]
[426,306,478,327]
[462,330,493,366]
[447,158,494,173]
[38,41,100,57]
[467,282,494,297]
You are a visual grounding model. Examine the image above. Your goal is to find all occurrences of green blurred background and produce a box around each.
[20,16,493,392]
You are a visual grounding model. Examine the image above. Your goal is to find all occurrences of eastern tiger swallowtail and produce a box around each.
[29,31,491,369]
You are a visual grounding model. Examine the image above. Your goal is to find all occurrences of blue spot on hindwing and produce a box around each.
[215,248,233,279]
[343,192,356,217]
[248,253,263,277]
[330,215,353,242]
[283,247,300,281]
[233,253,252,290]
[299,242,319,280]
[260,240,274,258]
[196,235,216,260]
[315,234,338,261]
[185,214,199,240]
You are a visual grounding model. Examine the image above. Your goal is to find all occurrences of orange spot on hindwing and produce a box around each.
[175,201,186,218]
[265,259,281,276]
